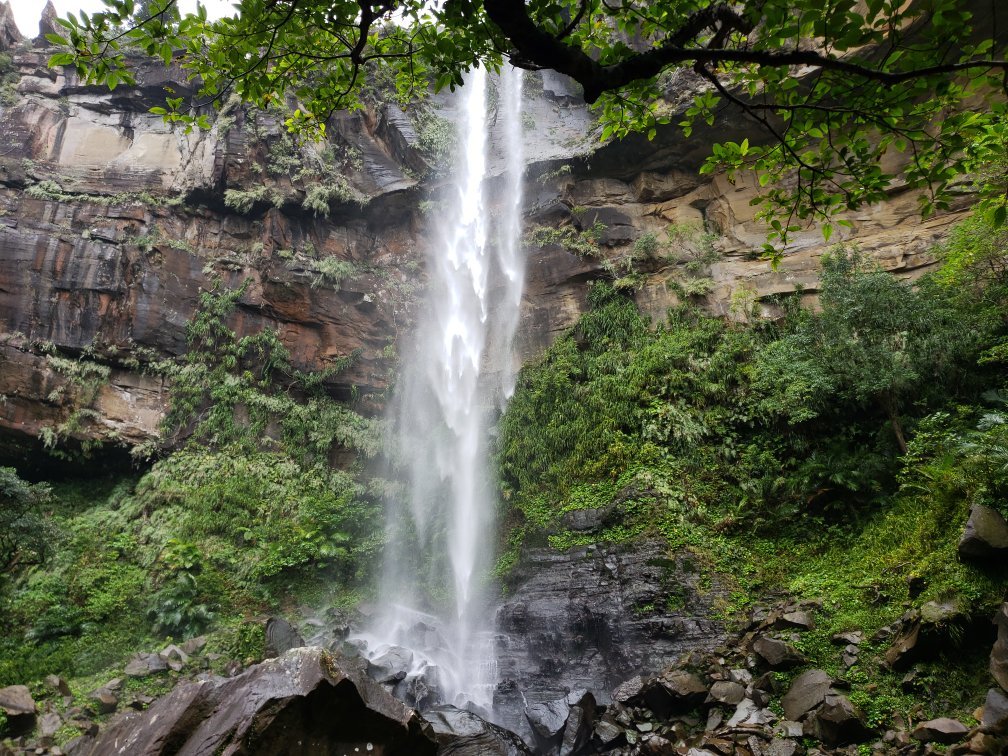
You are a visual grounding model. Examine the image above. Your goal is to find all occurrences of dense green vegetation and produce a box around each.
[0,280,381,693]
[496,223,1008,722]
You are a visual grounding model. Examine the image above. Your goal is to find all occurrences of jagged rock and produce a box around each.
[39,708,62,740]
[367,645,414,684]
[662,670,708,706]
[424,705,532,755]
[911,717,969,744]
[958,504,1008,559]
[159,644,190,665]
[782,669,833,721]
[727,699,776,727]
[394,666,442,710]
[0,684,36,737]
[729,668,753,686]
[525,697,569,745]
[594,717,624,746]
[612,675,646,705]
[124,652,168,677]
[885,601,963,671]
[752,636,806,670]
[769,610,815,631]
[495,539,725,738]
[969,731,1007,754]
[0,684,35,716]
[982,687,1008,730]
[0,1,22,49]
[705,708,724,731]
[36,0,58,43]
[559,690,596,756]
[776,721,804,738]
[992,602,1008,692]
[807,693,873,747]
[180,636,208,656]
[830,631,863,646]
[87,687,118,715]
[45,675,71,698]
[766,737,799,756]
[708,680,745,706]
[622,672,708,719]
[264,616,304,658]
[84,647,436,755]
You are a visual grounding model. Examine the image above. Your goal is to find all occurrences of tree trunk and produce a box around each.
[882,393,908,454]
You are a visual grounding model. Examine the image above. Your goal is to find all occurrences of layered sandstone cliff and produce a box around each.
[0,2,971,453]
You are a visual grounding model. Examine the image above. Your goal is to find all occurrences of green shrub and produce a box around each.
[0,468,59,573]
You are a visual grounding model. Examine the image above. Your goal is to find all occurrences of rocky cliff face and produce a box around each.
[0,6,971,455]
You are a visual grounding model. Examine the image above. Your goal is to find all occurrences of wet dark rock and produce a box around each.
[911,717,969,744]
[958,504,1008,559]
[367,645,414,685]
[494,539,724,737]
[992,602,1008,692]
[424,704,532,755]
[559,690,596,756]
[82,647,436,755]
[264,616,305,658]
[124,652,168,677]
[594,717,624,747]
[612,675,646,706]
[807,693,873,747]
[394,667,442,710]
[982,687,1008,730]
[525,697,569,746]
[752,636,806,670]
[781,669,833,721]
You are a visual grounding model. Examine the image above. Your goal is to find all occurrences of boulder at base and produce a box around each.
[958,504,1008,559]
[79,647,436,755]
[424,704,533,755]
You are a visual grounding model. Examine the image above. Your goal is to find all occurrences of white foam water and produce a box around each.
[363,65,525,712]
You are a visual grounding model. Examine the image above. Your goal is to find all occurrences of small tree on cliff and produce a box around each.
[48,0,1008,249]
[755,248,979,454]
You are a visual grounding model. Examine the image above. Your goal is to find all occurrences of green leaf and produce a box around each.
[48,52,75,67]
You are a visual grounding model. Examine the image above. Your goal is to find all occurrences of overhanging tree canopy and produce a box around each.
[47,0,1008,251]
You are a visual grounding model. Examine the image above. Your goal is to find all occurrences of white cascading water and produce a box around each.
[359,65,525,712]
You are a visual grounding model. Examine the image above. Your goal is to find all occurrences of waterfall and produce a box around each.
[359,66,525,712]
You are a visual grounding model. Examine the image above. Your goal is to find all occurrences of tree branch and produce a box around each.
[483,0,1008,104]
